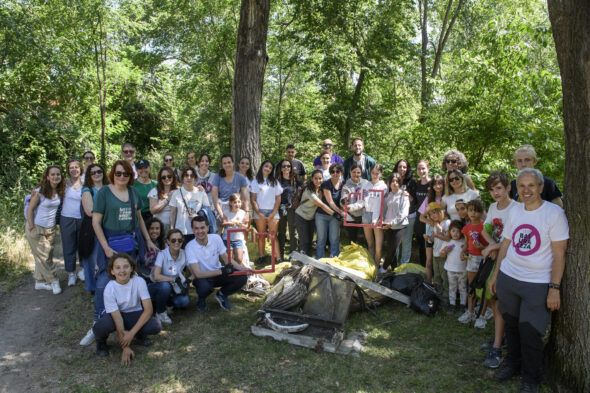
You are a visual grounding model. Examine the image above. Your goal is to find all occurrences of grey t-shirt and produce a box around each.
[212,173,249,202]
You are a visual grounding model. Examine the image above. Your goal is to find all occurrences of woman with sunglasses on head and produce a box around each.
[196,153,216,206]
[169,167,210,245]
[90,160,157,340]
[162,153,182,181]
[441,169,480,221]
[148,167,178,234]
[26,165,66,295]
[441,150,476,190]
[147,229,190,325]
[315,163,345,258]
[59,158,85,288]
[276,159,303,260]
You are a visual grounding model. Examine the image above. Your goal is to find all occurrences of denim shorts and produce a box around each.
[362,211,376,225]
[467,255,483,273]
[230,239,244,249]
[255,208,279,220]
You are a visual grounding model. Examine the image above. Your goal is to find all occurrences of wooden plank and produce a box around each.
[290,252,411,306]
[250,325,360,356]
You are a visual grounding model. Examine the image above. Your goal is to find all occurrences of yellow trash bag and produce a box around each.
[260,261,292,284]
[393,263,426,276]
[319,242,376,281]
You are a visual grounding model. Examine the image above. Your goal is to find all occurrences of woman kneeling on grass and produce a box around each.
[93,253,161,364]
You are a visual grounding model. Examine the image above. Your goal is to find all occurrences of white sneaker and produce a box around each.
[484,307,494,320]
[474,316,487,329]
[67,273,76,287]
[51,280,62,295]
[156,312,172,325]
[77,270,85,282]
[458,310,475,324]
[79,328,95,346]
[35,281,52,291]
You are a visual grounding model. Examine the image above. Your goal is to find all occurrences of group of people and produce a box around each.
[25,140,568,393]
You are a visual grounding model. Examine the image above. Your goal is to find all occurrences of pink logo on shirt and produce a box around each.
[512,224,541,256]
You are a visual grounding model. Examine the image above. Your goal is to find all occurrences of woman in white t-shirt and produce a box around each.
[441,169,479,221]
[251,160,283,263]
[489,168,568,390]
[26,165,65,295]
[147,229,189,325]
[148,167,178,233]
[169,167,210,245]
[92,253,161,363]
[60,159,84,287]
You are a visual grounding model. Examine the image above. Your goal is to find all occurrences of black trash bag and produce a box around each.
[379,273,424,296]
[410,282,440,316]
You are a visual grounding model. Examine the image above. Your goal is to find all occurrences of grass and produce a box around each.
[46,284,537,393]
[0,224,31,294]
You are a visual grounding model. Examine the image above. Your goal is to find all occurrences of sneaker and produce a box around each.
[35,281,52,291]
[474,316,487,329]
[378,267,387,274]
[80,328,95,346]
[484,347,503,369]
[519,382,539,393]
[215,291,232,310]
[77,270,85,282]
[480,337,495,352]
[67,273,76,287]
[96,340,109,357]
[496,362,520,382]
[196,298,208,313]
[156,312,172,325]
[458,310,475,324]
[51,280,62,295]
[484,307,494,320]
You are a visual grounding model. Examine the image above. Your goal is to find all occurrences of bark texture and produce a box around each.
[232,0,270,170]
[547,1,590,392]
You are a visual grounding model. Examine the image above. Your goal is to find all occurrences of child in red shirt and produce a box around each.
[458,199,488,327]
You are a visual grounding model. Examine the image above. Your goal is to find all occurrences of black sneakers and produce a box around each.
[96,340,109,357]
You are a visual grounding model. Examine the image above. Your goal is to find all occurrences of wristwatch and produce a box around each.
[548,283,561,290]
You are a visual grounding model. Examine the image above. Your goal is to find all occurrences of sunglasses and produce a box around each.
[446,159,457,164]
[330,169,341,174]
[449,176,462,182]
[184,173,195,178]
[282,165,291,169]
[90,170,103,176]
[169,238,183,244]
[323,144,333,148]
[161,175,173,180]
[84,156,94,160]
[123,150,135,154]
[164,158,173,162]
[114,171,131,178]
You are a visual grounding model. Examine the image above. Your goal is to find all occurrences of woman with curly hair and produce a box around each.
[441,150,476,190]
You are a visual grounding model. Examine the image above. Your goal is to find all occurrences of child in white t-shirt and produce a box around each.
[92,254,161,364]
[221,193,248,264]
[425,202,451,300]
[440,220,467,311]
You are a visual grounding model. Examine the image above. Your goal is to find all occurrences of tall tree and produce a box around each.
[546,0,590,391]
[232,0,270,169]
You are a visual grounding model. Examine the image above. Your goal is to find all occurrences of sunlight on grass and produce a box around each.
[0,226,31,291]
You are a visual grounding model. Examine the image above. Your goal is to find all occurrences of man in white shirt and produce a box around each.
[186,216,248,311]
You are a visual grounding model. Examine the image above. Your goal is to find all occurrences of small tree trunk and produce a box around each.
[232,0,270,170]
[546,1,590,392]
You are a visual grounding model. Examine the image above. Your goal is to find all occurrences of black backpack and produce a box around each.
[469,256,495,317]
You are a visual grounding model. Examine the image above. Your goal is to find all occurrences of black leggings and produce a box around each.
[383,227,405,269]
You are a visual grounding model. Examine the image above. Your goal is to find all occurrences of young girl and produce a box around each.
[26,165,65,295]
[222,193,248,264]
[458,199,489,327]
[381,173,409,272]
[440,220,467,312]
[426,203,450,300]
[148,229,190,325]
[419,175,445,279]
[362,165,387,265]
[92,254,161,364]
[454,199,469,224]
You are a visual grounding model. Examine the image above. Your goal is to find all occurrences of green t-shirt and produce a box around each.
[133,180,156,214]
[295,189,320,221]
[94,186,142,233]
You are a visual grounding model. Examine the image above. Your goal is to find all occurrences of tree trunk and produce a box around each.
[419,0,429,108]
[232,0,270,171]
[92,10,107,168]
[546,1,590,392]
[342,68,366,148]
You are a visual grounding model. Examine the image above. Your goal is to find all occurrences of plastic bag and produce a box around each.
[380,273,423,296]
[410,282,440,316]
[319,243,376,280]
[393,263,426,277]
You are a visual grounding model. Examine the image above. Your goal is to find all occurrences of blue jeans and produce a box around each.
[193,275,247,300]
[148,281,190,313]
[400,214,416,264]
[82,238,99,293]
[315,213,340,258]
[60,216,82,272]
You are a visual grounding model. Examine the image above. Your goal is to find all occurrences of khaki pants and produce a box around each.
[433,256,449,302]
[26,225,58,283]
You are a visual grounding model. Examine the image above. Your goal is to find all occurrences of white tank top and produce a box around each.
[60,184,82,219]
[34,192,61,228]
